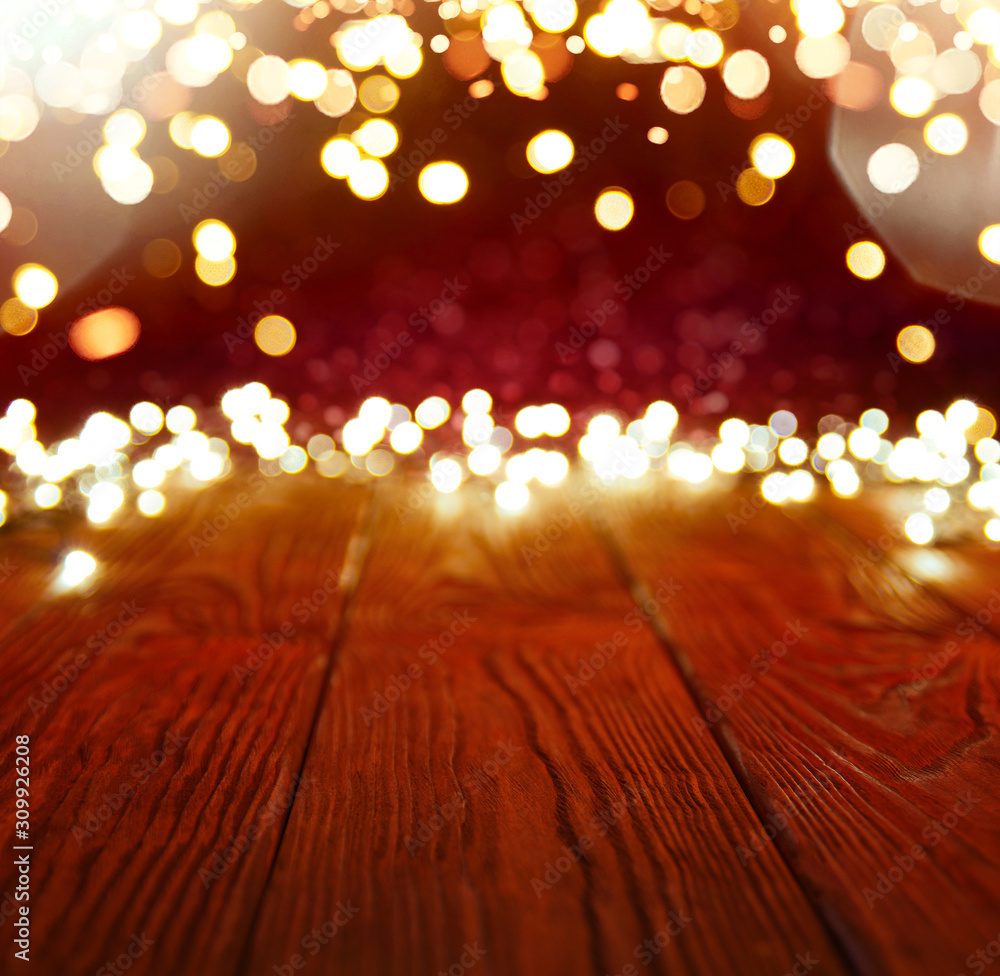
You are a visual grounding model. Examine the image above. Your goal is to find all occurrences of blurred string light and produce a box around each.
[3,392,1000,542]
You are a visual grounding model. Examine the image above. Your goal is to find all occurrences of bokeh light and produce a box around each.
[418,162,469,204]
[896,325,935,364]
[594,188,633,230]
[255,315,297,356]
[846,241,886,279]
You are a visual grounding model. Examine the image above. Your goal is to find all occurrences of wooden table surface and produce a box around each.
[1,472,998,976]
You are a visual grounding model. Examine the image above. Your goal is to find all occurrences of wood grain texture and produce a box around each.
[811,488,1000,636]
[0,474,368,976]
[603,486,1000,976]
[243,480,848,976]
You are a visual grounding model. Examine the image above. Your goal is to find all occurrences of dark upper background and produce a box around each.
[2,0,999,444]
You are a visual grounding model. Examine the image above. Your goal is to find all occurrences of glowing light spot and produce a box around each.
[130,402,164,434]
[860,408,889,434]
[321,138,360,179]
[416,397,451,429]
[890,77,935,117]
[1,299,37,336]
[193,220,235,260]
[13,264,57,309]
[750,135,794,178]
[431,457,463,493]
[247,55,291,105]
[289,59,328,99]
[190,116,230,157]
[418,162,468,204]
[70,307,141,361]
[348,158,390,200]
[255,315,296,356]
[924,113,967,155]
[660,65,706,114]
[846,241,886,280]
[849,427,880,459]
[685,29,723,67]
[867,142,919,194]
[905,512,934,544]
[34,483,61,508]
[722,49,769,99]
[357,119,398,157]
[797,0,844,38]
[979,225,1000,264]
[647,126,668,144]
[138,490,165,516]
[946,399,979,430]
[390,421,423,453]
[195,256,235,286]
[501,49,544,96]
[531,0,577,32]
[526,130,574,174]
[60,551,97,587]
[166,405,196,433]
[817,432,846,460]
[496,480,529,511]
[736,168,774,206]
[595,188,633,230]
[896,325,935,363]
[104,109,146,147]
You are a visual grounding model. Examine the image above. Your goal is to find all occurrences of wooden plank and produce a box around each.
[811,488,1000,635]
[603,487,1000,975]
[0,473,368,976]
[242,479,849,976]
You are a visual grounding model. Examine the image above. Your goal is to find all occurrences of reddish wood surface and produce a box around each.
[602,486,1000,975]
[243,481,846,976]
[2,474,999,975]
[0,478,367,976]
